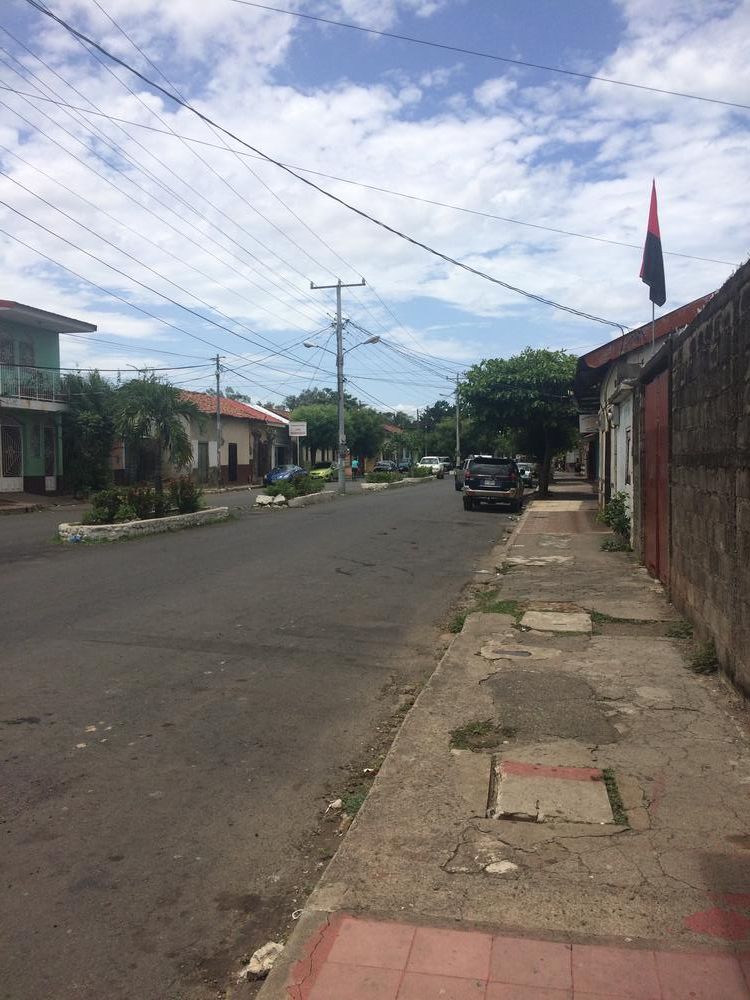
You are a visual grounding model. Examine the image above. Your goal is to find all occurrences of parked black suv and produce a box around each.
[462,456,524,512]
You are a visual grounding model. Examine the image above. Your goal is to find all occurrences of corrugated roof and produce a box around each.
[579,293,714,371]
[180,390,284,425]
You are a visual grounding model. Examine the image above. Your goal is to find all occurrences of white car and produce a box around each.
[417,456,445,477]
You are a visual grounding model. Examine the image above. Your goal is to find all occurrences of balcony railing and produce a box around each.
[0,364,68,403]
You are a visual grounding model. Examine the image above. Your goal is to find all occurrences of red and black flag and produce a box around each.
[640,180,666,306]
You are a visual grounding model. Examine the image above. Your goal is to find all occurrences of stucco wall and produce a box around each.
[669,259,750,696]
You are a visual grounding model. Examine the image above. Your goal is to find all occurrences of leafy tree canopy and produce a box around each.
[290,403,338,464]
[115,376,202,492]
[284,387,362,411]
[461,348,578,495]
[61,371,117,496]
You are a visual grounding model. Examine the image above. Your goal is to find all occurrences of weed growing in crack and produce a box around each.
[450,719,515,751]
[602,768,628,826]
[666,619,693,640]
[689,639,719,674]
[342,789,367,816]
[601,535,632,552]
[448,611,468,634]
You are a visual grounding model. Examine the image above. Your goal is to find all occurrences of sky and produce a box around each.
[0,0,748,413]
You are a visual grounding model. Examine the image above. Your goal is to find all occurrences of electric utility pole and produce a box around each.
[215,354,223,485]
[310,277,366,493]
[455,374,461,469]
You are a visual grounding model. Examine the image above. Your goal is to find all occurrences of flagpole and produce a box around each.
[651,301,655,347]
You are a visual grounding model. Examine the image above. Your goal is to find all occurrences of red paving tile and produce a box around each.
[655,950,749,1000]
[290,915,750,1000]
[486,985,572,999]
[572,944,660,997]
[397,971,486,999]
[306,961,402,1000]
[407,927,493,981]
[327,916,415,971]
[490,936,572,990]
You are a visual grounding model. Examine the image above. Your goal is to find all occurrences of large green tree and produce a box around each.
[61,371,117,496]
[115,376,202,492]
[462,348,578,496]
[290,403,338,465]
[285,387,362,411]
[346,406,385,459]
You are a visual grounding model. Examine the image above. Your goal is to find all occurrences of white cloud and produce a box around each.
[1,0,748,408]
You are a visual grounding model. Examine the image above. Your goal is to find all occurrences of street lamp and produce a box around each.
[304,333,381,493]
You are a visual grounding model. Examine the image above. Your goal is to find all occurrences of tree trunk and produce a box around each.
[154,441,163,495]
[538,432,553,498]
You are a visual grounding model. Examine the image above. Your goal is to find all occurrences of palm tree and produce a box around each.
[115,376,202,492]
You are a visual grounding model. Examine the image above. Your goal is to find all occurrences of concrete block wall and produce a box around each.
[669,260,750,696]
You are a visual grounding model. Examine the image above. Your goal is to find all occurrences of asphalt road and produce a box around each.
[1,481,510,999]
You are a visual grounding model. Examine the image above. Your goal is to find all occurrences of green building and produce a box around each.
[0,300,96,494]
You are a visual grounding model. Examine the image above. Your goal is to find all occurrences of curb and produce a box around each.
[58,506,230,541]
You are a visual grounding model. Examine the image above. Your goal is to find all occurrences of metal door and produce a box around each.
[643,370,670,583]
[0,423,23,491]
[227,442,238,482]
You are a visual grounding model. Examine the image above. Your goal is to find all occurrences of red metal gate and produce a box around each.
[643,369,670,582]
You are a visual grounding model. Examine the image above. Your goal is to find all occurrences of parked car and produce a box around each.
[308,462,335,481]
[372,460,398,473]
[416,456,445,478]
[397,461,411,474]
[516,462,537,489]
[437,455,454,471]
[455,454,493,491]
[462,456,524,512]
[263,464,307,486]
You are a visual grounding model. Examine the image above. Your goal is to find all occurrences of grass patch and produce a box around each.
[601,536,632,552]
[689,639,719,674]
[666,619,693,639]
[342,789,367,816]
[450,718,514,751]
[602,768,628,826]
[445,590,521,634]
[448,610,468,634]
[474,591,522,619]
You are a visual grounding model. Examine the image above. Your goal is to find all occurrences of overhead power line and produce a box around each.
[22,0,627,332]
[231,0,750,112]
[0,81,737,270]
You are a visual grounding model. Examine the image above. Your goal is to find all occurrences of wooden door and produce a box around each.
[228,442,238,482]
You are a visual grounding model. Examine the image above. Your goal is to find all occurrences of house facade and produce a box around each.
[0,300,96,494]
[574,294,713,526]
[178,392,286,484]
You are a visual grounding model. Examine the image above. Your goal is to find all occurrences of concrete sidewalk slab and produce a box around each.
[256,478,750,1000]
[520,610,592,632]
[489,760,614,824]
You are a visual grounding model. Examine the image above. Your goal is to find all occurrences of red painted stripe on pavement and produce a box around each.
[500,761,603,781]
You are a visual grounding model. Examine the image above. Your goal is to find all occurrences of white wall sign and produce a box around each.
[289,421,307,438]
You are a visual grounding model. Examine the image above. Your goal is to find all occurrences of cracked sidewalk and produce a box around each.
[256,478,750,1000]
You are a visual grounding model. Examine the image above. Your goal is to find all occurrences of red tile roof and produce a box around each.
[383,422,404,434]
[579,293,714,370]
[180,391,284,425]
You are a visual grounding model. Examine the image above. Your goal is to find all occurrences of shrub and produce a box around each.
[365,471,403,484]
[266,475,324,499]
[597,491,631,541]
[114,502,139,523]
[168,476,203,514]
[84,487,127,525]
[125,484,157,520]
[410,466,432,478]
